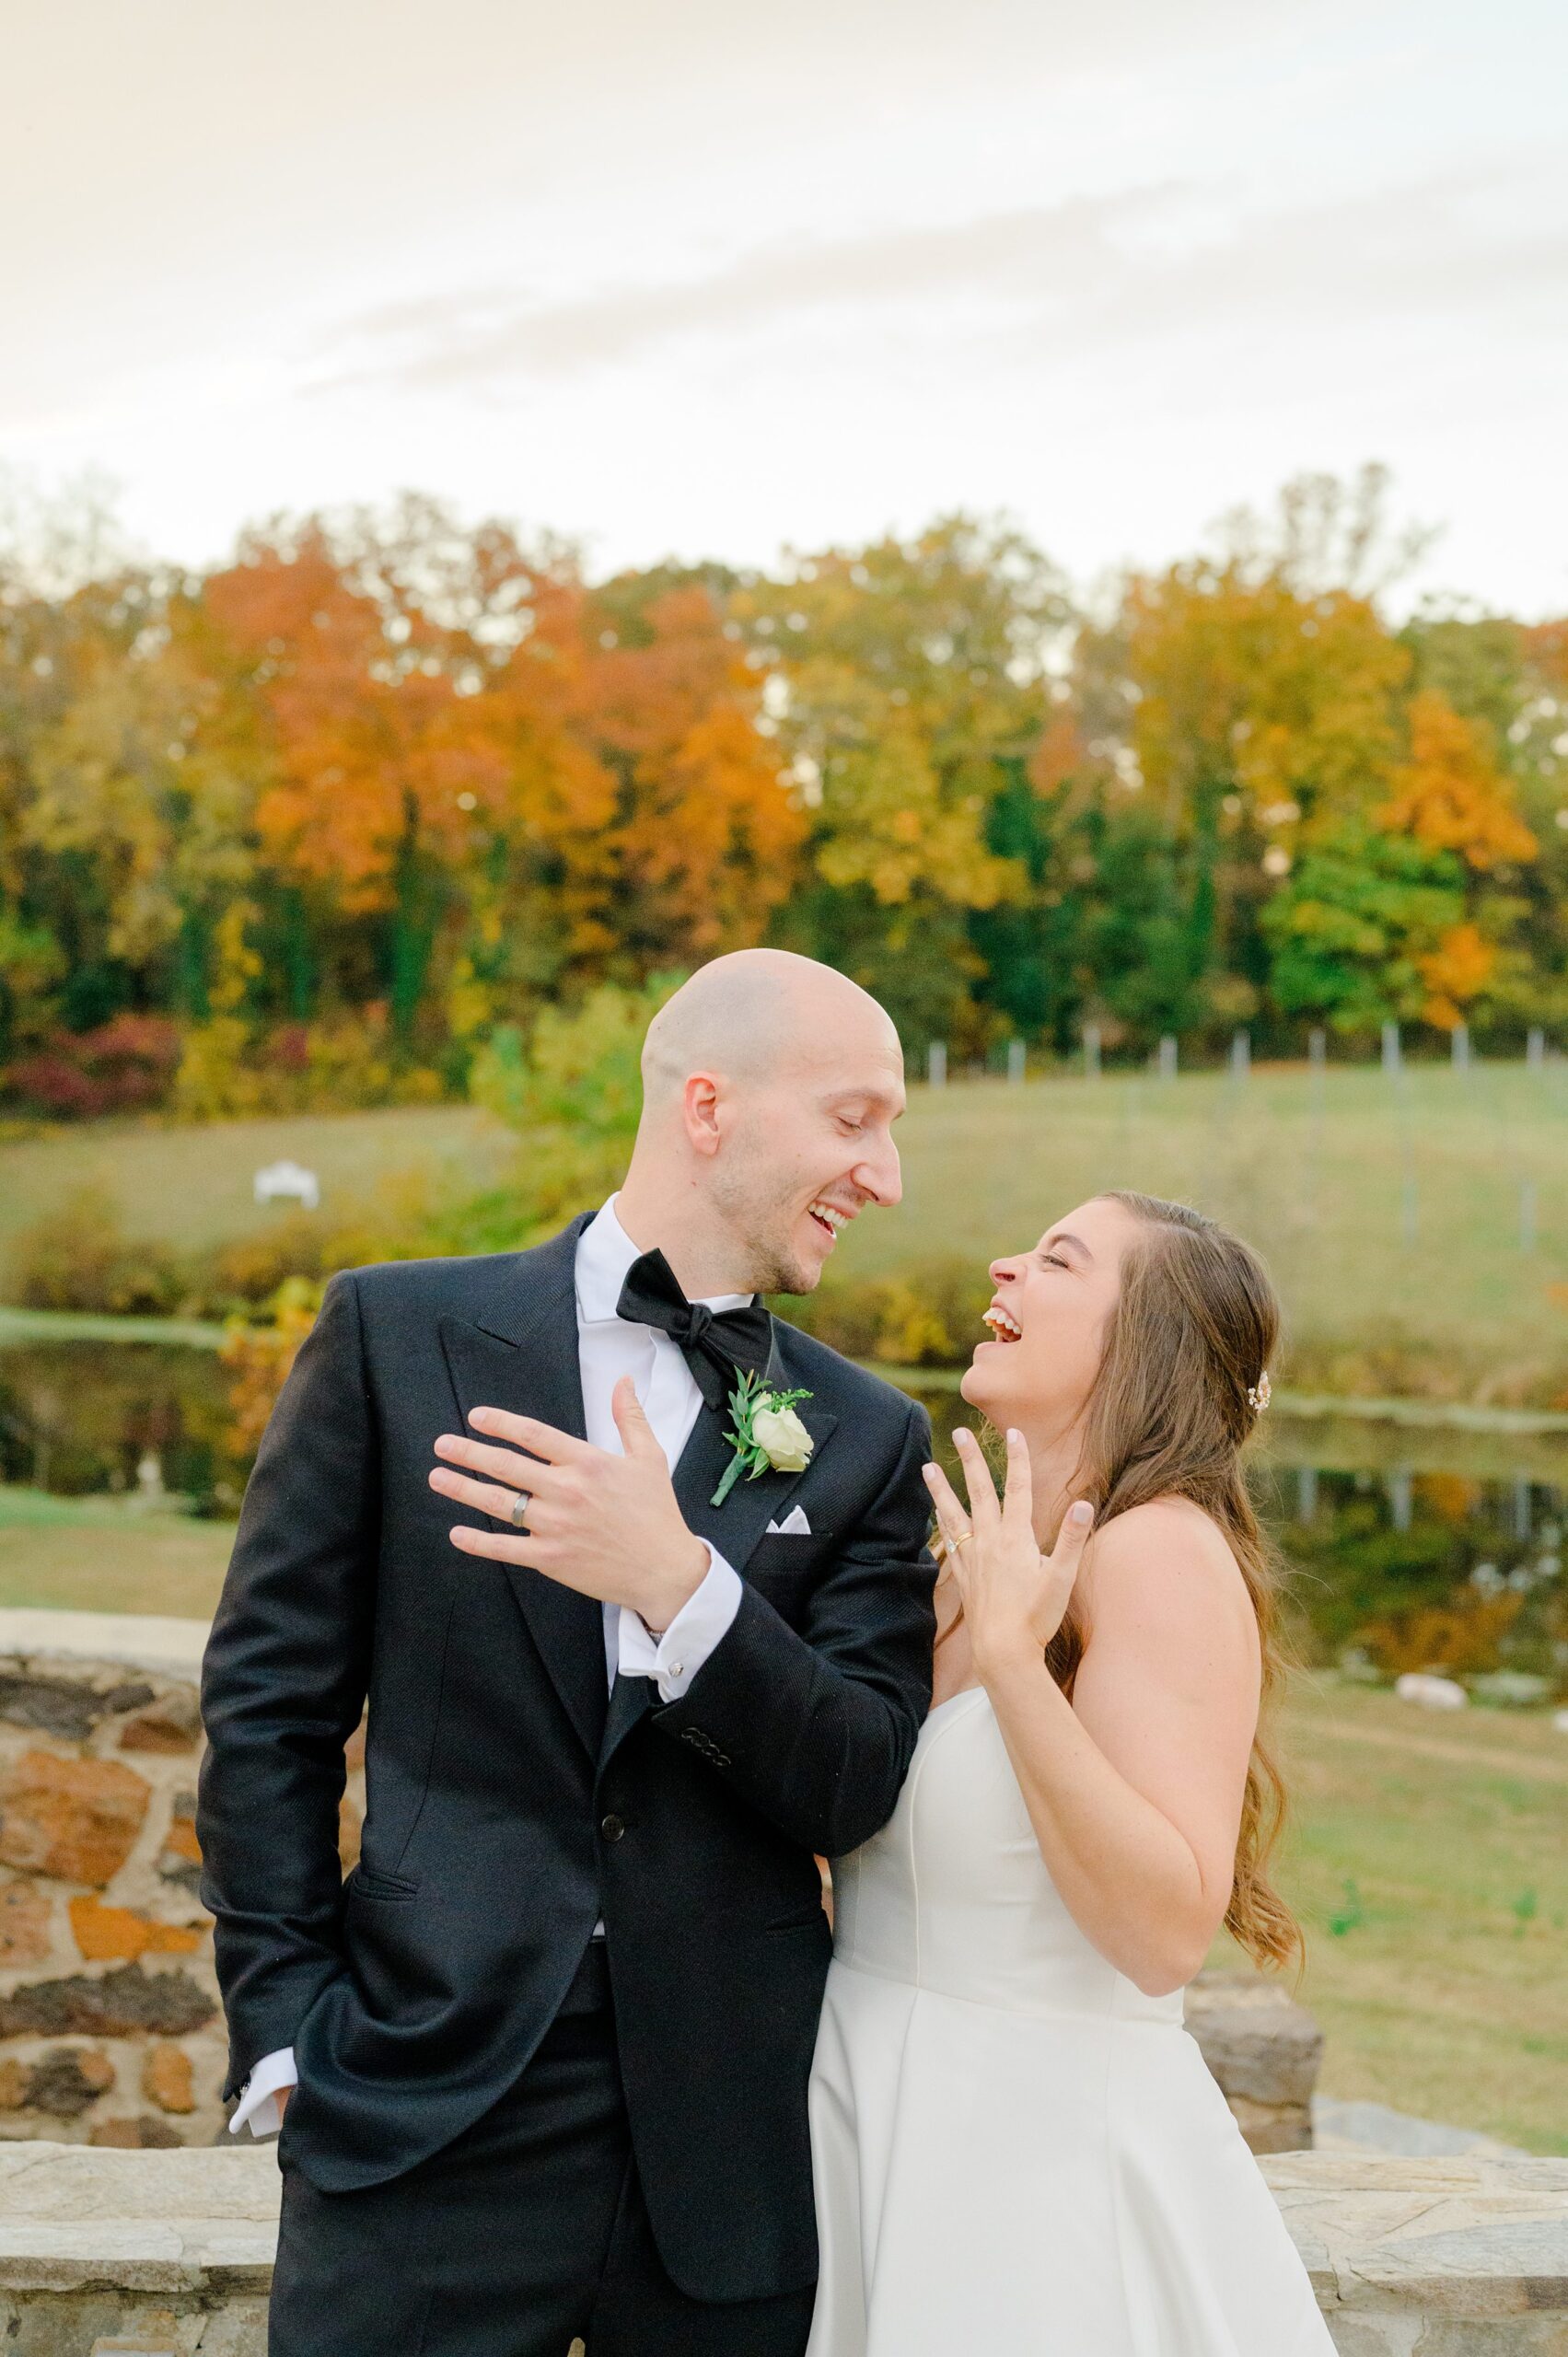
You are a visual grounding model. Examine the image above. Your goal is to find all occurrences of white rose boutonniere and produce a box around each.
[711,1371,816,1506]
[751,1400,813,1473]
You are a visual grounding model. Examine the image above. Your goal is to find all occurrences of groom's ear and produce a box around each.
[681,1071,725,1157]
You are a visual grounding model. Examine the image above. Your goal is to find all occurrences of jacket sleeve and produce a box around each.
[197,1271,378,2096]
[652,1400,936,1856]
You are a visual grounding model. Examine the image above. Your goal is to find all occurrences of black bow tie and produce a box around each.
[616,1249,773,1411]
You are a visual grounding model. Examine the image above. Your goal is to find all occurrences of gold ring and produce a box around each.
[949,1527,974,1550]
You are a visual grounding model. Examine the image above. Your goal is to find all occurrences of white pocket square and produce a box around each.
[765,1505,812,1537]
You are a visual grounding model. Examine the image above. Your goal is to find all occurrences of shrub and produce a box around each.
[206,1212,343,1306]
[173,1010,448,1121]
[5,1185,186,1315]
[781,1258,990,1366]
[466,976,687,1236]
[172,1016,267,1121]
[1357,1592,1524,1680]
[221,1276,326,1457]
[2,1016,181,1120]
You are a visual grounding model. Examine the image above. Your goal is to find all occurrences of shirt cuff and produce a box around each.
[617,1549,743,1701]
[228,2045,297,2137]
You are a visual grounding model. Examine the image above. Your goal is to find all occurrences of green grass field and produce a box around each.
[0,1485,235,1618]
[1236,1674,1568,2154]
[1,1486,1562,2151]
[828,1061,1568,1399]
[0,1102,518,1260]
[3,1064,1565,1394]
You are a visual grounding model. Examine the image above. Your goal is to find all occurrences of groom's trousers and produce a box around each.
[267,1944,818,2357]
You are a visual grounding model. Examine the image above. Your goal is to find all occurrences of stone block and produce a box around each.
[69,1899,203,1965]
[92,2337,195,2356]
[157,1799,202,1896]
[21,2049,115,2120]
[141,2047,194,2117]
[0,1963,216,2040]
[117,1691,201,1756]
[0,1675,154,1745]
[1186,1968,1324,2152]
[0,1752,151,1887]
[1226,2091,1314,2155]
[0,1877,52,1967]
[88,2118,183,2150]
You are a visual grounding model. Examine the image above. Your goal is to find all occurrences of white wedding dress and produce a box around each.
[807,1688,1333,2355]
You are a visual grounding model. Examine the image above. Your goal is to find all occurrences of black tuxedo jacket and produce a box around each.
[197,1212,935,2302]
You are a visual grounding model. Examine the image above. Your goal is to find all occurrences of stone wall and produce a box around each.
[1265,2152,1568,2353]
[0,1611,364,2154]
[1186,1967,1326,2153]
[0,2146,1561,2353]
[0,1607,1320,2160]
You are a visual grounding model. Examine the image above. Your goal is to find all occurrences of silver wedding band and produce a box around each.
[510,1492,531,1529]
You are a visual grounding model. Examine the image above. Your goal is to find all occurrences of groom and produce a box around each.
[198,949,937,2355]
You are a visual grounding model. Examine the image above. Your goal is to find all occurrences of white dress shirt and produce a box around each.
[229,1196,749,2136]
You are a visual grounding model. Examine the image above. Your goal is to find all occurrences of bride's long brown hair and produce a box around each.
[948,1190,1300,1972]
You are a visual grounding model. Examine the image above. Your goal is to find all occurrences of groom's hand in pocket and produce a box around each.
[429,1379,711,1629]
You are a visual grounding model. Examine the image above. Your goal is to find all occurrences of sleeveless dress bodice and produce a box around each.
[831,1689,1186,2028]
[806,1688,1333,2356]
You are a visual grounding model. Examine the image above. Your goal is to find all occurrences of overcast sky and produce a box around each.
[5,0,1566,611]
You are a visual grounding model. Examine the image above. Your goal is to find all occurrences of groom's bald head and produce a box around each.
[625,949,905,1295]
[640,949,895,1109]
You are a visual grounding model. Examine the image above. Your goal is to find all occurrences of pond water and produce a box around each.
[2,1336,1563,1685]
[0,1336,236,1514]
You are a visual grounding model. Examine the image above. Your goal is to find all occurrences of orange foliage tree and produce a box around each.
[1379,690,1537,1027]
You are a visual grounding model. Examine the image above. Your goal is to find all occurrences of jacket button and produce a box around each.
[600,1813,626,1842]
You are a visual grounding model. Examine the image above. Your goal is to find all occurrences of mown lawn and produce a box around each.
[1237,1672,1568,2155]
[0,1485,235,1619]
[0,1102,517,1260]
[829,1061,1568,1395]
[3,1063,1566,1390]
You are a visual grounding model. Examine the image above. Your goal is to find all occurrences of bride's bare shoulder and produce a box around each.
[1076,1497,1257,1653]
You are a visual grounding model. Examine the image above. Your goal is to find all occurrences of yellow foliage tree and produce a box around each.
[1380,689,1538,871]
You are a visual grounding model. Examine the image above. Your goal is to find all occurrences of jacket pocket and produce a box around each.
[347,1864,420,1903]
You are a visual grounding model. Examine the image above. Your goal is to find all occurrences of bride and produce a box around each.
[807,1190,1334,2355]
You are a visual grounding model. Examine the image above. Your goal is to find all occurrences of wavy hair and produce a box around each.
[941,1191,1300,1969]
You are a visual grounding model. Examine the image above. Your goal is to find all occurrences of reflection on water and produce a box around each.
[910,1380,1567,1688]
[0,1339,234,1515]
[2,1340,1564,1689]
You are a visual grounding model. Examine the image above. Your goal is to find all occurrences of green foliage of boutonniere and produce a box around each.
[711,1369,816,1507]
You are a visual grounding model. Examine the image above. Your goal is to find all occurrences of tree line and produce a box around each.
[1,466,1563,1118]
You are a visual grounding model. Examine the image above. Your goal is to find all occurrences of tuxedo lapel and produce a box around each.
[676,1392,840,1573]
[436,1216,606,1763]
[675,1323,839,1573]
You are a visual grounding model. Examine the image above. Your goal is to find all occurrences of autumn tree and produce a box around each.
[1368,689,1536,1027]
[573,573,807,973]
[735,516,1068,1045]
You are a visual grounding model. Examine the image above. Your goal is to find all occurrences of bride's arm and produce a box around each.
[986,1503,1260,1995]
[926,1434,1260,1997]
